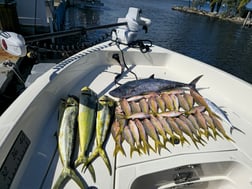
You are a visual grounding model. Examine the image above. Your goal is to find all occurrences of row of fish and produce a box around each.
[53,87,115,189]
[109,75,244,157]
[110,90,236,157]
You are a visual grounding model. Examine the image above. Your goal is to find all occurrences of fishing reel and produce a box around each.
[0,31,27,57]
[112,7,151,44]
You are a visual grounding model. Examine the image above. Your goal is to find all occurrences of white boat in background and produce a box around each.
[1,7,252,189]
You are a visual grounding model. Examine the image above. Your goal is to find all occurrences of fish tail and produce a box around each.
[189,75,203,90]
[155,139,170,154]
[197,135,207,145]
[169,136,176,146]
[197,138,206,147]
[207,130,216,141]
[230,126,245,135]
[223,133,235,143]
[211,128,224,140]
[161,135,169,147]
[74,155,85,167]
[192,139,200,149]
[180,136,190,146]
[98,148,112,175]
[53,167,86,189]
[137,143,146,154]
[143,140,156,154]
[82,163,96,183]
[142,141,149,154]
[189,135,203,149]
[75,156,96,182]
[130,146,141,158]
[113,143,126,157]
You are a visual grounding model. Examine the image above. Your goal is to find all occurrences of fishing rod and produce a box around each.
[24,22,128,43]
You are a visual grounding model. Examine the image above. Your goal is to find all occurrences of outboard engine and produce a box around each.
[0,31,27,57]
[112,7,151,44]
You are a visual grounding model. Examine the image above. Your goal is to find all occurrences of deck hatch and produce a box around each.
[0,130,30,189]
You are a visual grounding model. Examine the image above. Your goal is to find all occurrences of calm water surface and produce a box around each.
[77,0,252,84]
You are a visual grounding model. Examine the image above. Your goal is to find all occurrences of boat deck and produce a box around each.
[1,42,252,188]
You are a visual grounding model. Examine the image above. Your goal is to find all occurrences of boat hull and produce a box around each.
[0,41,252,189]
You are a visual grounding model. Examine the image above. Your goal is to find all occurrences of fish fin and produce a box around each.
[155,139,169,154]
[210,127,224,140]
[130,146,141,158]
[230,126,245,135]
[189,75,203,91]
[169,136,175,146]
[69,168,86,189]
[223,133,235,143]
[83,163,96,183]
[53,167,86,189]
[53,168,68,189]
[180,136,190,146]
[113,143,126,157]
[142,140,156,154]
[149,74,155,79]
[75,155,96,183]
[98,148,112,175]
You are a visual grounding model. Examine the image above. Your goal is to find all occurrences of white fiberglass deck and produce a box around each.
[0,41,252,189]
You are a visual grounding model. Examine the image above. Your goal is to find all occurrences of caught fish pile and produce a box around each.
[53,87,115,189]
[53,75,245,188]
[109,75,242,157]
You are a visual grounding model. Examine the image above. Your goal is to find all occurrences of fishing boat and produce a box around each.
[1,7,252,189]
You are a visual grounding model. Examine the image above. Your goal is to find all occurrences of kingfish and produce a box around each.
[109,75,203,98]
[75,86,97,182]
[53,96,85,189]
[205,98,245,135]
[84,95,115,175]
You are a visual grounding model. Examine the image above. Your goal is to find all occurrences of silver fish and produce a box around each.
[109,75,203,98]
[205,98,245,135]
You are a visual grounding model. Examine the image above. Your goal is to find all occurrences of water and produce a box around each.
[72,0,252,84]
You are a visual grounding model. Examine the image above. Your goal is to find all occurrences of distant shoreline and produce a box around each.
[172,6,246,24]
